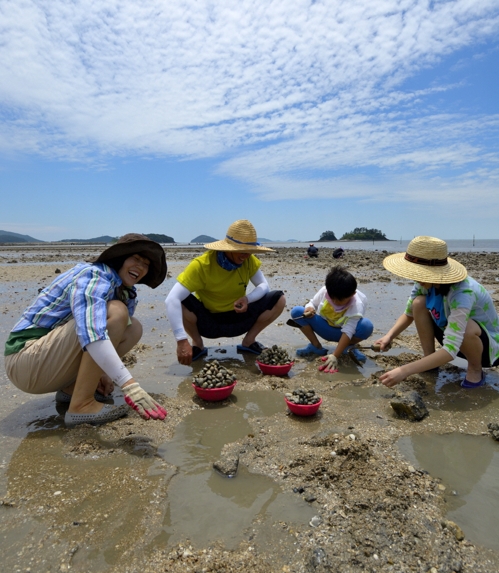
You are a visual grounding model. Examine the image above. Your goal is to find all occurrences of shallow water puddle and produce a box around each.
[398,433,499,552]
[333,384,393,401]
[2,429,165,571]
[155,389,316,550]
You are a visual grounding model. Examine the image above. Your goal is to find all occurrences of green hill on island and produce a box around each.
[317,228,389,241]
[60,235,117,244]
[0,230,43,243]
[340,227,388,240]
[60,233,174,244]
[191,235,217,243]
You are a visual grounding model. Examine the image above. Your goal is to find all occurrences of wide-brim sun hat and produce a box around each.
[92,233,167,288]
[204,220,275,253]
[383,236,467,284]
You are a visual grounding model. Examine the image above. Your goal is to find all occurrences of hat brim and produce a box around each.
[383,252,467,284]
[204,239,274,253]
[93,240,167,288]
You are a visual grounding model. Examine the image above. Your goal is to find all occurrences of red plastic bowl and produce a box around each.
[285,396,322,416]
[192,381,237,402]
[256,361,294,376]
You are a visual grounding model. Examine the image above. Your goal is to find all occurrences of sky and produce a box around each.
[1,0,499,243]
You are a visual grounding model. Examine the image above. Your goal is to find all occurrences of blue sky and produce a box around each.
[1,0,498,242]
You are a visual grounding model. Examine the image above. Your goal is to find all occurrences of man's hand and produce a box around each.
[177,339,193,365]
[122,382,167,420]
[234,297,248,313]
[318,354,338,373]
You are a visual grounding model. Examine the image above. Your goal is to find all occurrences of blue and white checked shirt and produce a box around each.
[11,263,137,349]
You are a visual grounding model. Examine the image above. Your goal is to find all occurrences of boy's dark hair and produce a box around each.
[325,266,357,300]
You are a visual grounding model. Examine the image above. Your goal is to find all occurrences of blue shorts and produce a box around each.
[290,306,373,342]
[182,290,284,339]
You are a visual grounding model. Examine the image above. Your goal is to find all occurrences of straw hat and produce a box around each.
[383,236,467,284]
[93,233,167,288]
[204,220,274,253]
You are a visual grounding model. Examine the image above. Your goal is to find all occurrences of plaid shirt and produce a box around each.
[11,263,137,349]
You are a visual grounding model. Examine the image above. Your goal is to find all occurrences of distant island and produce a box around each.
[0,230,175,244]
[60,235,116,244]
[191,235,217,243]
[0,230,43,243]
[317,228,389,242]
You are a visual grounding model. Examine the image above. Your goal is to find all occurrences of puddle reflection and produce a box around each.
[398,433,499,552]
[156,389,316,549]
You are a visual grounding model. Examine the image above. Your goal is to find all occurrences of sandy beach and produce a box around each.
[1,245,499,573]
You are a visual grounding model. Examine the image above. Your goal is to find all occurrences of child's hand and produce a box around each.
[373,336,392,352]
[303,308,316,318]
[318,354,338,373]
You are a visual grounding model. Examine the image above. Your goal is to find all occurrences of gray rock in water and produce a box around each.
[390,390,429,421]
[487,422,499,441]
[213,443,240,477]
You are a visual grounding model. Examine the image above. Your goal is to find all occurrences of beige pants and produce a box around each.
[5,320,84,394]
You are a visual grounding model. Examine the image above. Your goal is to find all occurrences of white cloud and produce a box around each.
[0,0,498,200]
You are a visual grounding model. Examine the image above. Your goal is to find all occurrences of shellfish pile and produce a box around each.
[193,360,237,389]
[285,388,321,405]
[258,345,292,365]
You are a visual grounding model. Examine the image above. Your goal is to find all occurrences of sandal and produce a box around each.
[461,371,486,389]
[192,346,208,361]
[237,341,267,355]
[296,343,328,357]
[64,404,128,428]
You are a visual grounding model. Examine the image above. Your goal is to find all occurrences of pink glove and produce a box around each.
[318,354,338,373]
[122,383,167,420]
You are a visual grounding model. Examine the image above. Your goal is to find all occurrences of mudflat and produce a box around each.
[1,245,499,573]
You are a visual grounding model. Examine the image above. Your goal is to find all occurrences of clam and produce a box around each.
[193,360,236,389]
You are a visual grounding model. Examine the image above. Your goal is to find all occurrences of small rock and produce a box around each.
[213,443,240,477]
[55,268,61,274]
[442,519,465,541]
[309,515,322,527]
[310,547,327,567]
[487,422,499,441]
[390,390,429,421]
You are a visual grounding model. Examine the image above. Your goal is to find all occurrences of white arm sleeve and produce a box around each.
[86,339,133,387]
[246,269,270,303]
[165,282,191,341]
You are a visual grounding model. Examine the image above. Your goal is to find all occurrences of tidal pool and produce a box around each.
[398,433,499,553]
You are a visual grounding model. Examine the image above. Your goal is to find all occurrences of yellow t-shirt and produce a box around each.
[177,251,261,313]
[319,300,348,327]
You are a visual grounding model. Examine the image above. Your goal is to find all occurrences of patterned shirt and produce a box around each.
[405,277,499,364]
[10,263,137,349]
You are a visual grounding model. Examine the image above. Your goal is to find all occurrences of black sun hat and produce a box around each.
[93,233,167,288]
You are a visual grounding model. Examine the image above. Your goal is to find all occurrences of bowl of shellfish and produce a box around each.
[256,345,294,376]
[284,388,322,416]
[192,360,237,401]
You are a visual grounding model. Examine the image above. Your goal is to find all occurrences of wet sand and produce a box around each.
[1,245,499,572]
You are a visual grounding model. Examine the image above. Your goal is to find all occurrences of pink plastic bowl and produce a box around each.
[285,396,322,416]
[256,361,294,376]
[192,381,237,402]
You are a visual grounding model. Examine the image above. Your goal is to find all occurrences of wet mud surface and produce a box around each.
[1,245,499,572]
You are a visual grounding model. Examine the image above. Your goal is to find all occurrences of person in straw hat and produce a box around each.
[375,236,499,388]
[165,220,285,365]
[4,233,168,427]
